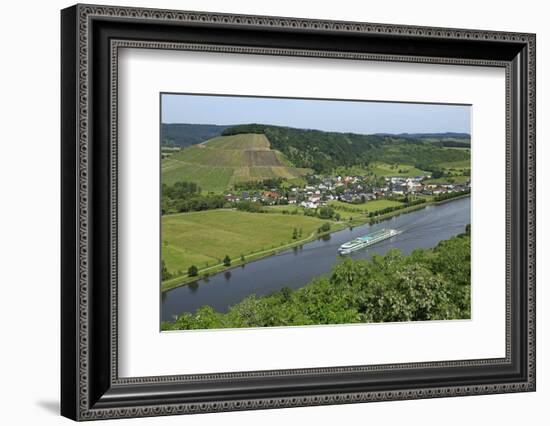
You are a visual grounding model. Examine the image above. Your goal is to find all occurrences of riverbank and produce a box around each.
[161,192,470,291]
[162,230,471,329]
[161,195,471,319]
[161,223,345,291]
[366,192,470,223]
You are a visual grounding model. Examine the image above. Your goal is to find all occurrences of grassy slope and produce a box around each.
[162,210,330,276]
[161,133,310,193]
[329,200,403,220]
[438,159,471,170]
[266,200,404,224]
[367,161,427,177]
[424,175,470,185]
[329,199,403,213]
[204,133,270,150]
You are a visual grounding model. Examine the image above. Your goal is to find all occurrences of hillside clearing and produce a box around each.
[367,161,427,177]
[437,159,471,170]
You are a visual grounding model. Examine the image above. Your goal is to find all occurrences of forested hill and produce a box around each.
[222,124,470,173]
[375,132,470,140]
[161,123,229,147]
[375,132,471,149]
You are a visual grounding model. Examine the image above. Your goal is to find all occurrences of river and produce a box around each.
[161,196,470,321]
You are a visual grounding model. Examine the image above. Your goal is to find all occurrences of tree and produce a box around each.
[187,265,198,277]
[164,233,471,330]
[161,260,172,281]
[240,254,245,262]
[318,222,331,233]
[281,286,292,302]
[318,206,335,219]
[292,228,298,239]
[223,255,231,266]
[432,169,444,179]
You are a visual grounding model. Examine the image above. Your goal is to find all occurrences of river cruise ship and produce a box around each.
[338,228,400,254]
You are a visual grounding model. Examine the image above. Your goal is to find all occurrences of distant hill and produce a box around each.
[375,132,471,149]
[222,124,470,173]
[375,132,470,139]
[161,123,230,147]
[162,133,311,193]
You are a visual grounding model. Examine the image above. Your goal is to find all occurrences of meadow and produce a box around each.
[329,199,404,213]
[424,175,470,185]
[437,159,471,172]
[162,200,411,289]
[163,231,472,330]
[367,161,427,177]
[162,209,331,280]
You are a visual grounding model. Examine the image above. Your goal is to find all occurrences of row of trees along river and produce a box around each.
[162,196,471,327]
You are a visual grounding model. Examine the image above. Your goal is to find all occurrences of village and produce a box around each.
[223,173,472,209]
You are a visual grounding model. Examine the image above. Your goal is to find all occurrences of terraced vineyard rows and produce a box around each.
[161,133,310,192]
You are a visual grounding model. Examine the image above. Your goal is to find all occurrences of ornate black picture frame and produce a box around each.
[61,4,536,421]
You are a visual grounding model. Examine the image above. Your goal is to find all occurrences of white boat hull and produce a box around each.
[338,229,400,254]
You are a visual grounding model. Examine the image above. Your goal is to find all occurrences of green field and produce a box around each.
[161,133,310,193]
[265,205,302,213]
[331,165,370,176]
[444,147,471,151]
[424,175,470,185]
[266,200,405,220]
[437,159,471,172]
[162,209,330,278]
[329,199,404,214]
[367,161,427,177]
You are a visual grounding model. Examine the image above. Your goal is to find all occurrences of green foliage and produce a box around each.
[223,255,231,266]
[367,161,427,177]
[362,199,425,218]
[318,222,331,233]
[163,230,471,330]
[161,181,226,214]
[161,260,172,281]
[222,124,469,174]
[433,189,470,202]
[161,123,229,147]
[233,177,284,192]
[235,200,265,213]
[431,169,445,178]
[318,206,335,219]
[187,265,198,277]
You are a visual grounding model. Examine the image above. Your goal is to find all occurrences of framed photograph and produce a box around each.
[61,4,536,421]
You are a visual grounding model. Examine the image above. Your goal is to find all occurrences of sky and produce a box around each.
[161,93,471,135]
